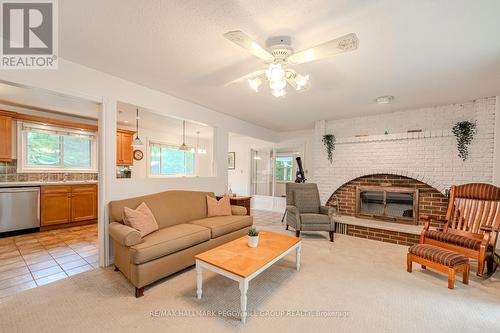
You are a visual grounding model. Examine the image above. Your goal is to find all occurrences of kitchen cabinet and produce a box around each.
[41,184,97,226]
[116,129,134,166]
[0,115,12,161]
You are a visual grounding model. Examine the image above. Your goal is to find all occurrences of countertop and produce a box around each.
[0,181,98,187]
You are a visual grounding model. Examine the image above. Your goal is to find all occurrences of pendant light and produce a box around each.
[196,131,207,154]
[132,108,143,147]
[178,120,189,151]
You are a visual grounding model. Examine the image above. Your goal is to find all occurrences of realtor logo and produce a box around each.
[1,0,58,69]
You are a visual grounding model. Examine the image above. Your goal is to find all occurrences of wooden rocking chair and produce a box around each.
[420,183,500,277]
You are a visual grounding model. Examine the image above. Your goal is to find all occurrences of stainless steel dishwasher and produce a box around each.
[0,187,40,234]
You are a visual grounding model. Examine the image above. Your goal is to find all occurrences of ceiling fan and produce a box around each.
[224,30,359,97]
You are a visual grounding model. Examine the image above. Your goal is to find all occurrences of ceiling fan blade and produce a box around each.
[287,33,359,65]
[224,70,266,87]
[223,30,274,63]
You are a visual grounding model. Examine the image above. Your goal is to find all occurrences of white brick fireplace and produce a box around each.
[313,97,496,204]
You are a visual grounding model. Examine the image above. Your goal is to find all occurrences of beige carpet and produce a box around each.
[1,211,500,333]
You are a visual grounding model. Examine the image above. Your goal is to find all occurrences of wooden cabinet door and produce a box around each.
[0,116,12,161]
[116,132,123,164]
[120,132,134,165]
[71,185,97,222]
[40,186,72,226]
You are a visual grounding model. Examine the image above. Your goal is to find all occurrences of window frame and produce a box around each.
[17,121,98,173]
[147,139,196,178]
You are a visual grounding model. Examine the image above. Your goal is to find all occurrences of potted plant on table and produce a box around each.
[247,227,259,248]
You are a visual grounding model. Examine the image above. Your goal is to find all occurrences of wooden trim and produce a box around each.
[0,110,17,117]
[117,128,135,135]
[16,113,97,131]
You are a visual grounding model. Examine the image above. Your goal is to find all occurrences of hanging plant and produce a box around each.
[322,134,336,163]
[452,121,476,161]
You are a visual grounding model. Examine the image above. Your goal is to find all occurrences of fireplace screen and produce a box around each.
[356,186,418,224]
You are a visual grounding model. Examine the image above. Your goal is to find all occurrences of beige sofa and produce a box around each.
[108,190,253,297]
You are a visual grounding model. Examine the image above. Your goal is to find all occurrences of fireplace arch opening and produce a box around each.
[326,174,448,226]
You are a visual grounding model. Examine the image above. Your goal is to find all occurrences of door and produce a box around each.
[41,186,72,226]
[71,185,97,222]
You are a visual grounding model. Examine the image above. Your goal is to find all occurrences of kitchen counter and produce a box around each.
[0,181,98,187]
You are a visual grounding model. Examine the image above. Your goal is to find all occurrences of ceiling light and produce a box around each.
[178,120,189,151]
[272,89,286,98]
[195,131,207,154]
[132,108,143,148]
[295,74,310,90]
[375,96,394,104]
[248,77,261,92]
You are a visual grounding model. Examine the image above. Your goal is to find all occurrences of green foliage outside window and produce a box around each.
[275,156,293,181]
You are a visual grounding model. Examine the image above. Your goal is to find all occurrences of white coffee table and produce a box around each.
[195,231,302,323]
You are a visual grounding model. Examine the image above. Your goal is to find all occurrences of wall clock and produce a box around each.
[133,149,144,161]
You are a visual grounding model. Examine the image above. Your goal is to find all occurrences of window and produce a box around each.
[275,156,293,182]
[19,122,97,172]
[149,142,195,176]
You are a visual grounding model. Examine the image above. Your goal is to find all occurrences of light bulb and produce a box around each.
[247,77,261,92]
[272,89,286,97]
[270,78,286,91]
[266,63,285,82]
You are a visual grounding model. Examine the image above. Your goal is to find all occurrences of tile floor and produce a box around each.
[0,224,98,299]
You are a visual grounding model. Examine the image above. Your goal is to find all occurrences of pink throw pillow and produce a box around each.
[207,196,232,217]
[122,202,159,237]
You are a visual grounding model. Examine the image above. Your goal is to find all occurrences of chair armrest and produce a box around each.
[109,222,143,247]
[286,205,301,229]
[231,205,247,216]
[480,225,500,233]
[320,205,336,218]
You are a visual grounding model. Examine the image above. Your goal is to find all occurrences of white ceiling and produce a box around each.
[60,0,500,131]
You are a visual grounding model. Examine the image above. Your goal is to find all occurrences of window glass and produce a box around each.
[26,132,61,167]
[275,156,293,181]
[150,144,195,176]
[63,135,91,168]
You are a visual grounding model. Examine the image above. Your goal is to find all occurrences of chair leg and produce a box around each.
[135,287,144,298]
[448,270,455,289]
[486,256,494,274]
[463,265,470,285]
[421,265,426,270]
[329,231,334,242]
[114,265,119,272]
[477,259,485,277]
[295,230,300,237]
[286,225,289,230]
[406,255,412,273]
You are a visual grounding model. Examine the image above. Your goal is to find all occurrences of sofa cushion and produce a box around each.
[207,195,232,217]
[300,213,331,224]
[189,215,253,238]
[122,202,159,237]
[424,230,481,250]
[130,224,210,264]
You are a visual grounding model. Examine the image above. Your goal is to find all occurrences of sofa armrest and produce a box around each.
[231,205,247,216]
[109,222,143,247]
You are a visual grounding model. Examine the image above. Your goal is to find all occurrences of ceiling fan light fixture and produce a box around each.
[266,63,285,82]
[295,74,310,90]
[272,89,286,98]
[247,77,262,92]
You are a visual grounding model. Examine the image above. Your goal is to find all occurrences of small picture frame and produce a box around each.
[228,152,235,170]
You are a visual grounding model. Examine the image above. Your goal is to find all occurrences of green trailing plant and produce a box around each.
[322,134,336,163]
[452,121,476,161]
[248,227,259,237]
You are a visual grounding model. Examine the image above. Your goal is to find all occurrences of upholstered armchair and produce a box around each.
[285,183,336,242]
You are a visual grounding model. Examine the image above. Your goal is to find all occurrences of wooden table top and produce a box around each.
[195,231,300,278]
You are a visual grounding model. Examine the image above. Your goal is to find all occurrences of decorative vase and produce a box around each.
[248,235,259,248]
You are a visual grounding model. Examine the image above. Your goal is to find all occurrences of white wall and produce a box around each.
[0,58,278,266]
[314,97,496,203]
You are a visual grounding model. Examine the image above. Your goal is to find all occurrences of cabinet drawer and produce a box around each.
[41,185,72,194]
